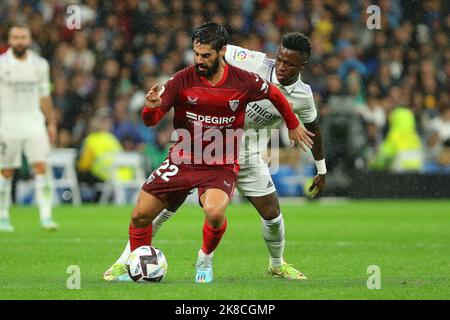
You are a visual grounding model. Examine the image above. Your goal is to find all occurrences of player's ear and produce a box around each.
[219,45,227,57]
[299,61,308,71]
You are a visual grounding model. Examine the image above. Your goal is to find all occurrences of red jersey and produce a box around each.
[158,63,299,166]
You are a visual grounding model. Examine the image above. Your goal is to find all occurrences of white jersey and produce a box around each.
[0,48,50,139]
[225,45,317,161]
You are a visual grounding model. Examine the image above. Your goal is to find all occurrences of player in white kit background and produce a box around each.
[0,23,58,232]
[104,32,327,281]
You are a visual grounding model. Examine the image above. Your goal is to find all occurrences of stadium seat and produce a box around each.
[99,152,146,205]
[48,148,82,205]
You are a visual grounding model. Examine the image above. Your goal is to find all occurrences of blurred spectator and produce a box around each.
[337,42,368,80]
[111,97,145,151]
[370,107,424,172]
[63,32,96,73]
[77,108,131,188]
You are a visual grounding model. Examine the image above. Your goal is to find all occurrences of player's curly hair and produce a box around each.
[282,32,312,59]
[192,22,229,51]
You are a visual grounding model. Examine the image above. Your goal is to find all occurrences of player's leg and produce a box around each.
[32,162,57,230]
[25,132,57,230]
[200,188,229,251]
[238,159,306,279]
[120,200,185,261]
[103,190,165,282]
[0,138,22,232]
[247,193,306,280]
[195,187,231,283]
[105,157,191,281]
[0,169,15,232]
[129,189,167,250]
[104,200,186,281]
[246,192,284,265]
[152,201,183,236]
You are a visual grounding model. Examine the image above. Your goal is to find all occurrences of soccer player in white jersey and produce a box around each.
[0,24,58,232]
[104,32,326,281]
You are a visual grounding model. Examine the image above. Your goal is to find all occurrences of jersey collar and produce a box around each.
[7,48,33,65]
[270,67,299,94]
[199,63,229,87]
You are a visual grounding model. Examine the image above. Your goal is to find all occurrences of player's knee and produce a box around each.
[131,207,152,227]
[259,205,280,221]
[202,204,225,227]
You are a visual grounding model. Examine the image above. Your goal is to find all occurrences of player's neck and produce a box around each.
[203,60,226,87]
[279,74,299,87]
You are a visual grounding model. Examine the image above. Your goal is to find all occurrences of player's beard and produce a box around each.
[195,57,220,77]
[12,45,28,58]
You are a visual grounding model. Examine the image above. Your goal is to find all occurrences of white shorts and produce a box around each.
[237,155,276,197]
[0,132,50,169]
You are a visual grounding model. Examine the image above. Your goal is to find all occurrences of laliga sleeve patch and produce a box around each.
[233,50,248,61]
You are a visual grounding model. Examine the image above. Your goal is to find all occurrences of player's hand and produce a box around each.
[308,174,326,199]
[145,84,162,108]
[47,123,57,145]
[288,125,315,152]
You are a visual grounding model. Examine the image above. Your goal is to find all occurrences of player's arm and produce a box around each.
[40,95,57,144]
[39,59,57,144]
[266,83,315,151]
[142,73,181,126]
[144,84,162,109]
[304,119,326,198]
[141,106,166,127]
[141,84,166,126]
[224,45,266,72]
[293,95,327,198]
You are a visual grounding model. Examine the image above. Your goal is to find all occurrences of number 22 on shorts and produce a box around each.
[147,159,179,183]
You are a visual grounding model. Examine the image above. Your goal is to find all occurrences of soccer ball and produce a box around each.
[126,246,168,283]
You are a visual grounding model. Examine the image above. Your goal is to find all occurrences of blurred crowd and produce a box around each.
[0,0,449,186]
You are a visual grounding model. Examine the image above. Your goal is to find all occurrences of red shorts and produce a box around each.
[141,158,239,205]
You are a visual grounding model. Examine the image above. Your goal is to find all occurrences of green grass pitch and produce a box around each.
[0,200,449,300]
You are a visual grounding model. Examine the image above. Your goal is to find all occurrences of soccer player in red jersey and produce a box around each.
[127,22,314,283]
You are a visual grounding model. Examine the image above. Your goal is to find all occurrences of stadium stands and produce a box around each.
[0,0,448,199]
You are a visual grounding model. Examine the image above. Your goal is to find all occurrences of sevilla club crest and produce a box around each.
[229,100,239,111]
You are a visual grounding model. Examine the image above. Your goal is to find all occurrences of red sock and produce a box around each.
[202,219,227,254]
[129,223,153,252]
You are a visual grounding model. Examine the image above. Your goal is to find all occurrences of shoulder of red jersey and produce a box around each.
[227,63,270,94]
[227,64,268,85]
[160,65,195,97]
[165,65,195,83]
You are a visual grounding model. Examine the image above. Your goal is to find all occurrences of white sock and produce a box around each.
[261,213,285,268]
[35,174,54,222]
[0,176,12,221]
[115,241,131,265]
[152,208,175,236]
[198,249,214,260]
